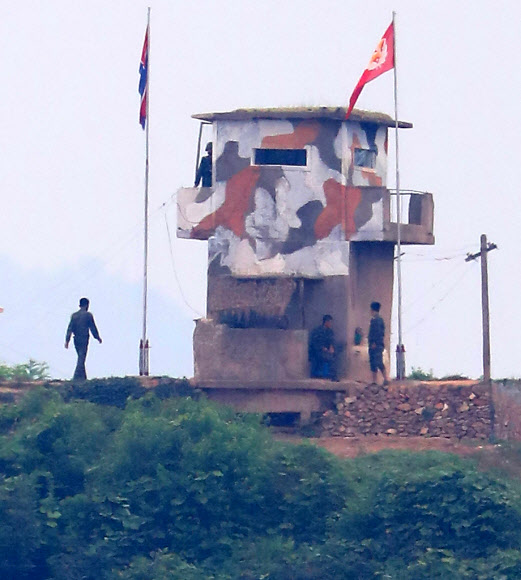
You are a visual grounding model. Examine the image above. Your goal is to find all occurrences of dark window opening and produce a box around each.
[254,148,307,167]
[264,412,300,428]
[354,148,377,169]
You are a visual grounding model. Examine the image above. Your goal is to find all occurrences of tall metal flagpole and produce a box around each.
[392,11,405,379]
[140,7,151,376]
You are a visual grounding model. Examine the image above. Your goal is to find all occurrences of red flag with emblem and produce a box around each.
[345,22,394,119]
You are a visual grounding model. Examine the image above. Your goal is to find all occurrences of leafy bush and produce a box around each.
[0,359,50,382]
[259,443,351,543]
[382,547,521,580]
[57,376,196,407]
[1,389,521,579]
[322,450,521,577]
[113,550,209,580]
[57,376,147,407]
[0,388,118,493]
[408,366,436,380]
[375,471,521,558]
[0,473,48,580]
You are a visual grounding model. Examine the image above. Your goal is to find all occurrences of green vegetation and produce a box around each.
[407,367,471,381]
[0,359,50,382]
[1,385,521,579]
[408,366,436,380]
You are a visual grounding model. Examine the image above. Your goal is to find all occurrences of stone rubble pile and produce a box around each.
[320,382,492,439]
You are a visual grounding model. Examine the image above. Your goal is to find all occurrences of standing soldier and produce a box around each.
[368,301,389,386]
[309,314,337,381]
[65,297,102,381]
[194,142,213,187]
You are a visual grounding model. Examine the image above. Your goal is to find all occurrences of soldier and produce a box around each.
[65,297,102,381]
[309,314,337,381]
[194,142,213,187]
[368,301,389,386]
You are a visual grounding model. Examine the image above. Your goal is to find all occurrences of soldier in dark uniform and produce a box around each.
[309,314,337,380]
[194,142,213,187]
[65,297,102,381]
[368,301,389,386]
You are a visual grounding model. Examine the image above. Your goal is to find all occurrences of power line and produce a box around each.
[403,261,478,334]
[1,193,183,372]
[2,202,172,350]
[163,208,204,318]
[401,249,473,262]
[402,259,468,312]
[5,206,163,320]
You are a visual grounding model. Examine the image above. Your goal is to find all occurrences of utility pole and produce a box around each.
[465,234,497,383]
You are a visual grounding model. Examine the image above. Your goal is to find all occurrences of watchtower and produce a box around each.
[177,106,434,416]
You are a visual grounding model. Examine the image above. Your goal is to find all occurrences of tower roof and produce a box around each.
[192,106,412,128]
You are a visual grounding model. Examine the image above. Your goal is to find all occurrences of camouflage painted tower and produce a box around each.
[177,107,434,393]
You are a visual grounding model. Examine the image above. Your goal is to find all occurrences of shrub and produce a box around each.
[327,451,521,572]
[369,470,521,559]
[408,366,436,381]
[2,390,521,579]
[0,473,49,579]
[0,359,50,382]
[1,388,118,497]
[112,550,209,580]
[258,443,351,543]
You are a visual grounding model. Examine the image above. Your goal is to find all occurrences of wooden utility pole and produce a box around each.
[465,234,497,383]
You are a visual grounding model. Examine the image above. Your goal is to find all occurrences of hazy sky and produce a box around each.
[1,0,520,380]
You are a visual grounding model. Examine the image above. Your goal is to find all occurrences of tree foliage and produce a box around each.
[1,386,521,579]
[0,359,50,382]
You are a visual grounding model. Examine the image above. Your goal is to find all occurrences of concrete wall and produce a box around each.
[207,277,298,320]
[199,243,394,383]
[202,275,351,380]
[177,118,390,277]
[347,241,394,382]
[194,319,309,382]
[204,388,335,422]
[492,380,521,440]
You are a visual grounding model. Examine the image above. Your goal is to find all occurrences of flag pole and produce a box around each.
[140,6,151,376]
[392,11,405,379]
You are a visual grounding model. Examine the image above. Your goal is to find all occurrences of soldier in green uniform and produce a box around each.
[368,301,389,386]
[309,314,337,381]
[65,297,102,381]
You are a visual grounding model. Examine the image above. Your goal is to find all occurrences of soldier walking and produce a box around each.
[65,297,102,381]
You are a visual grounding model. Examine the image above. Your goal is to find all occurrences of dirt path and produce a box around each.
[274,433,493,458]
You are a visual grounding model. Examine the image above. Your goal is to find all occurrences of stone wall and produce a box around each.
[492,380,521,440]
[320,381,492,439]
[207,277,297,318]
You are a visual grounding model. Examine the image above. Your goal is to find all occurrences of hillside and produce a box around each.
[2,379,521,578]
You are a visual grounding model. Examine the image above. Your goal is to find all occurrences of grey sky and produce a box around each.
[1,0,520,380]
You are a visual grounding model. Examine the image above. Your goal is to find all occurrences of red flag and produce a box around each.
[345,22,394,119]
